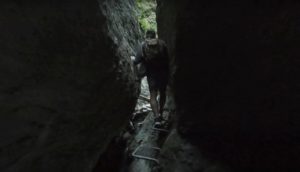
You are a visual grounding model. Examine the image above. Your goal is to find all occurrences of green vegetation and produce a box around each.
[136,0,157,33]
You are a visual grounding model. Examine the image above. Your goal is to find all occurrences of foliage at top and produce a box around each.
[136,0,157,33]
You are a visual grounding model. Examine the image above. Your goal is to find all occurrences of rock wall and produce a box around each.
[0,0,140,171]
[157,1,300,171]
[156,0,181,86]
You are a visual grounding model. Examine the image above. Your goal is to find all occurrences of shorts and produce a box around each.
[146,70,168,92]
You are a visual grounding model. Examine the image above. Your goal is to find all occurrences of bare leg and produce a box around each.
[150,90,159,118]
[159,89,166,115]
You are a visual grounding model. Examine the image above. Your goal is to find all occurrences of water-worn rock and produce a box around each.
[0,0,140,171]
[157,1,300,171]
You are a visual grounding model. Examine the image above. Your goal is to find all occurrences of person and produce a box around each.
[134,29,169,126]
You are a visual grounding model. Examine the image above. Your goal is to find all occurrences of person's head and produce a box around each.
[145,29,156,39]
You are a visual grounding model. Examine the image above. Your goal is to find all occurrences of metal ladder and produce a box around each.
[131,114,169,164]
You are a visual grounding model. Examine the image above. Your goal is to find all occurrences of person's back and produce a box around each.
[143,38,168,73]
[134,30,169,127]
[142,39,168,79]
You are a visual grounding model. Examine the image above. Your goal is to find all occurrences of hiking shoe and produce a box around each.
[154,121,162,128]
[154,115,163,128]
[154,115,163,122]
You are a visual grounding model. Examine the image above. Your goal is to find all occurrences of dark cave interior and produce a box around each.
[0,0,299,172]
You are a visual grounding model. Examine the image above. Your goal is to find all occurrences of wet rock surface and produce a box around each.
[0,0,140,171]
[126,110,171,172]
[157,1,300,172]
[134,77,151,114]
[121,79,173,172]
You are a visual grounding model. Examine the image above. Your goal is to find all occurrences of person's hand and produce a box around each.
[130,56,136,61]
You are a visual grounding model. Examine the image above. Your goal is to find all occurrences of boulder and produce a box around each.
[0,0,140,171]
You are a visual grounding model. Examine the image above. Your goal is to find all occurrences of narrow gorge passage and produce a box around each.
[1,1,299,172]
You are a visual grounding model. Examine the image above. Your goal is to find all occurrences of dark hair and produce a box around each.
[146,29,156,39]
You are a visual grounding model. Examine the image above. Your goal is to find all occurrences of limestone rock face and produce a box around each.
[0,0,140,171]
[157,1,300,171]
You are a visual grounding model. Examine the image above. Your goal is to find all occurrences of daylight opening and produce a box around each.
[136,0,157,34]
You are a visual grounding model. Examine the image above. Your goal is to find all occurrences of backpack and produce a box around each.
[143,39,162,63]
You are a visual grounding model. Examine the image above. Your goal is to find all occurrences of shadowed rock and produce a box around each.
[157,1,300,171]
[0,0,140,171]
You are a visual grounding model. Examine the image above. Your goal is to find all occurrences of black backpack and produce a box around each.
[143,39,162,64]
